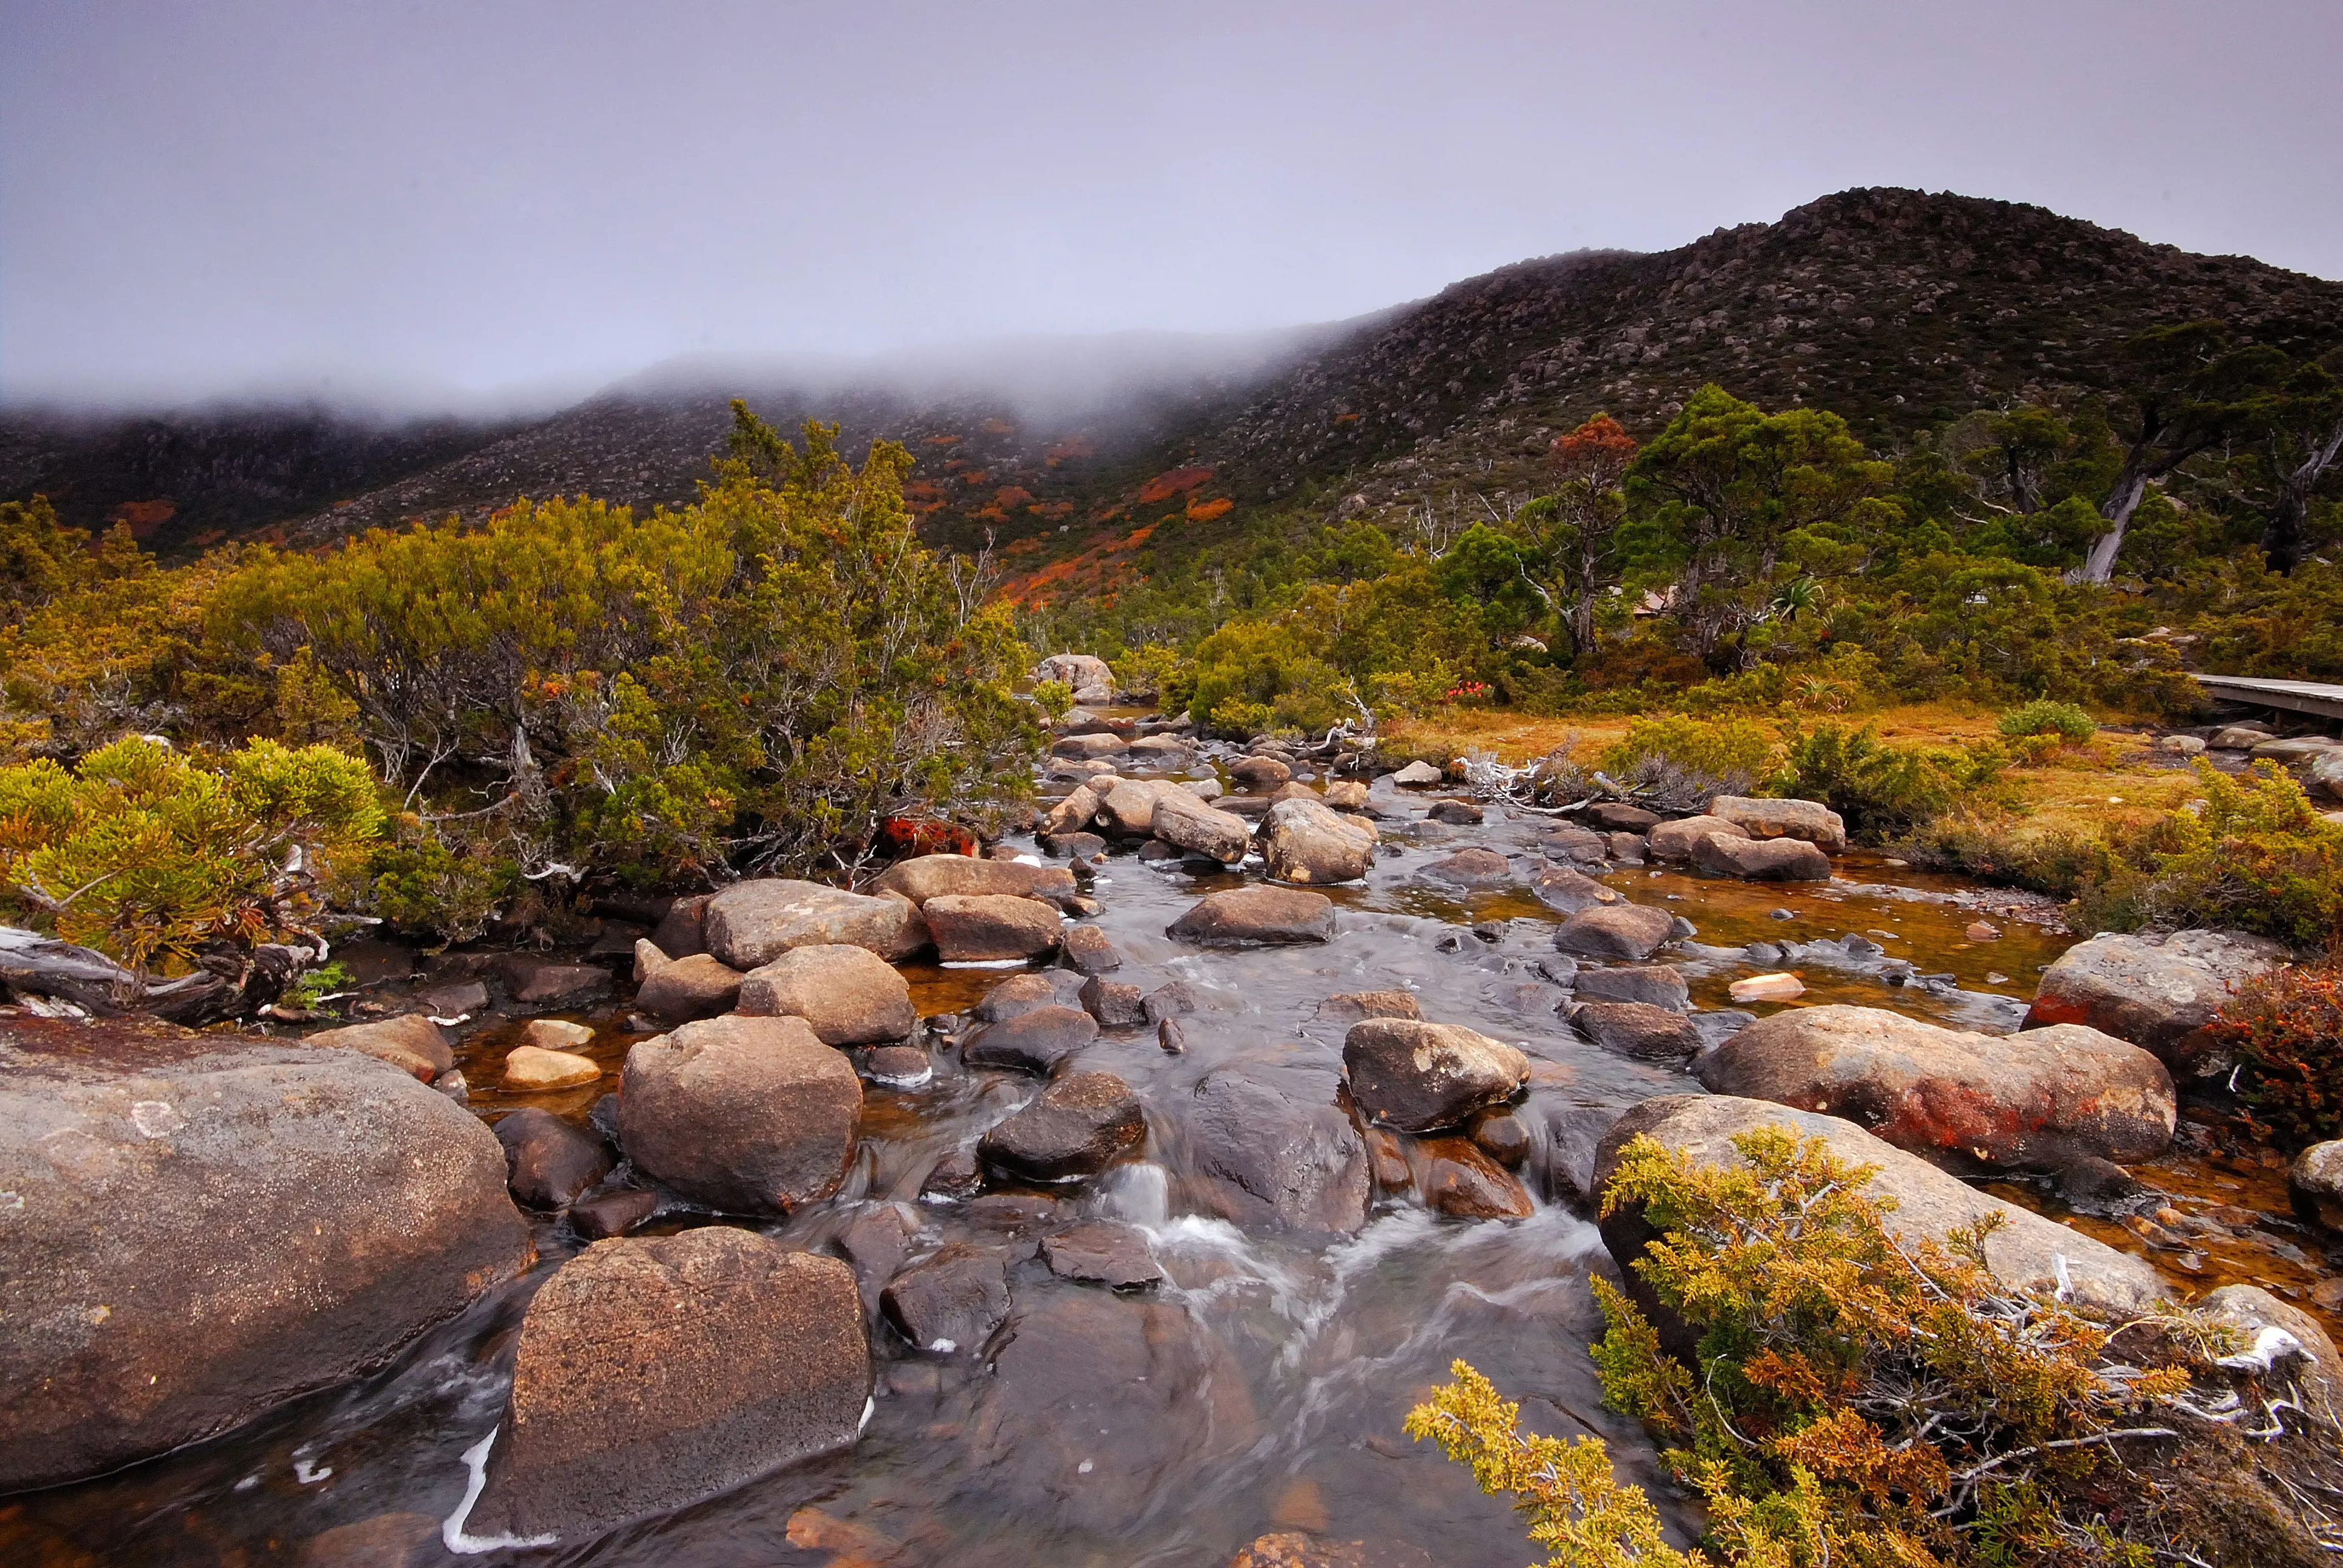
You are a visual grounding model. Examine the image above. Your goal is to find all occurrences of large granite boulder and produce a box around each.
[1096,778,1177,837]
[1706,795,1848,854]
[1150,788,1251,863]
[978,1071,1146,1183]
[1343,1019,1530,1132]
[1181,1071,1371,1235]
[464,1229,867,1544]
[1041,783,1106,835]
[618,1015,862,1215]
[923,893,1064,963]
[2290,1141,2343,1230]
[1696,1004,2175,1172]
[0,1020,532,1491]
[737,942,916,1045]
[1530,864,1619,914]
[1573,1000,1701,1060]
[870,854,1075,907]
[1552,903,1674,960]
[1167,886,1337,947]
[1256,797,1376,884]
[2023,929,2287,1076]
[1691,833,1833,881]
[1593,1095,2165,1318]
[1037,652,1114,696]
[703,879,929,967]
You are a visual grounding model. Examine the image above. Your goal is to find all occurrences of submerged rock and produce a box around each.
[738,943,916,1045]
[1040,1220,1165,1290]
[883,1243,1011,1354]
[466,1229,867,1544]
[618,1014,862,1215]
[1182,1070,1371,1235]
[1343,1019,1530,1132]
[1321,988,1421,1022]
[1420,847,1513,886]
[2023,929,2286,1076]
[1593,1094,2164,1318]
[1696,1004,2175,1172]
[0,1021,532,1491]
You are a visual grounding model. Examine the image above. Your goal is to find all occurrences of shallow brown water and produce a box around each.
[5,774,2333,1566]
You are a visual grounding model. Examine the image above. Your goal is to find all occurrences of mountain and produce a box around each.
[6,188,2339,586]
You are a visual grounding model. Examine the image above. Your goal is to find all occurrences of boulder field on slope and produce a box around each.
[0,1019,534,1492]
[2023,929,2288,1076]
[1593,1094,2165,1319]
[1694,1004,2175,1172]
[465,1229,868,1544]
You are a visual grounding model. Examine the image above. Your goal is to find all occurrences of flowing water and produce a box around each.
[4,773,2333,1566]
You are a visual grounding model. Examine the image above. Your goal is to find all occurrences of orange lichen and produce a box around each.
[1135,466,1213,504]
[1185,496,1234,523]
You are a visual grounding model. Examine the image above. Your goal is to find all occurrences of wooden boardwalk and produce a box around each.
[2192,674,2343,722]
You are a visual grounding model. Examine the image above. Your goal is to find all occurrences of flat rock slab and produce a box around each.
[1571,965,1689,1010]
[1320,989,1421,1022]
[467,1229,867,1544]
[1343,1019,1529,1132]
[0,1019,532,1491]
[1040,1220,1165,1289]
[1420,848,1513,886]
[1167,886,1337,947]
[869,854,1075,907]
[1594,1094,2164,1318]
[704,879,929,967]
[738,944,916,1045]
[1697,1003,2175,1171]
[502,1044,600,1090]
[962,1005,1098,1074]
[619,1015,861,1215]
[978,1071,1146,1183]
[2022,929,2287,1076]
[1530,864,1619,913]
[304,1014,451,1080]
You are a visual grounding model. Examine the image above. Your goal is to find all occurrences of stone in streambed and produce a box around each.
[1420,847,1513,886]
[464,1229,867,1544]
[1167,886,1337,947]
[1230,755,1291,789]
[1150,787,1252,863]
[1040,1220,1165,1289]
[882,1243,1011,1354]
[1079,975,1147,1027]
[1182,1070,1371,1235]
[1059,923,1121,975]
[618,1014,861,1215]
[1645,814,1748,861]
[833,1202,919,1315]
[2023,929,2287,1076]
[1573,1000,1701,1060]
[495,1108,614,1209]
[1692,833,1832,881]
[571,1187,657,1240]
[501,1044,602,1091]
[1412,1135,1535,1219]
[704,878,929,967]
[1343,1019,1529,1132]
[737,943,916,1045]
[0,1021,531,1492]
[493,954,612,1010]
[924,893,1063,962]
[1321,989,1420,1022]
[1706,795,1847,854]
[305,1013,452,1080]
[1530,864,1619,914]
[978,1071,1146,1183]
[961,1004,1098,1075]
[1256,797,1375,884]
[870,853,1075,907]
[1571,965,1689,1010]
[1426,798,1484,825]
[2290,1142,2343,1231]
[632,952,745,1023]
[523,1018,595,1050]
[1552,902,1674,960]
[1696,1004,2175,1172]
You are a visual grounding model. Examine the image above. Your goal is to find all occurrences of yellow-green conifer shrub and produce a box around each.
[0,736,381,975]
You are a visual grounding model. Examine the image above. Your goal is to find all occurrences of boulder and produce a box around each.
[1037,652,1114,693]
[961,1005,1099,1074]
[1696,1004,2175,1171]
[572,1188,657,1240]
[1230,755,1292,789]
[495,1108,615,1209]
[1127,733,1191,764]
[494,955,612,1010]
[1426,798,1484,825]
[1593,1095,2165,1318]
[924,893,1064,963]
[978,1071,1147,1183]
[1183,776,1225,802]
[1041,829,1107,860]
[1060,923,1122,976]
[2308,748,2343,800]
[1040,1220,1164,1289]
[882,1243,1011,1354]
[1539,823,1611,864]
[649,893,710,959]
[975,970,1062,1022]
[1706,795,1848,854]
[1167,886,1337,947]
[1322,989,1421,1022]
[1322,780,1369,810]
[618,1015,862,1215]
[1471,1108,1530,1168]
[465,1230,867,1543]
[1571,965,1688,1010]
[1079,976,1147,1027]
[500,1044,601,1091]
[870,854,1075,907]
[1097,777,1177,837]
[1530,864,1620,914]
[1150,788,1252,863]
[2154,734,2207,756]
[2290,1142,2343,1230]
[522,1018,595,1051]
[632,952,745,1023]
[738,943,916,1045]
[833,1202,919,1313]
[416,978,490,1019]
[1646,815,1750,861]
[1183,1071,1371,1235]
[2022,929,2287,1075]
[1420,848,1514,887]
[705,879,929,967]
[1041,783,1104,836]
[1256,798,1375,884]
[1391,760,1444,786]
[1573,1000,1701,1059]
[1343,1019,1530,1132]
[1052,731,1128,761]
[1692,832,1833,881]
[2250,736,2343,764]
[2208,724,2272,750]
[1412,1136,1535,1220]
[0,1021,531,1491]
[304,1014,452,1081]
[1585,802,1660,833]
[1552,903,1675,960]
[2195,1284,2343,1425]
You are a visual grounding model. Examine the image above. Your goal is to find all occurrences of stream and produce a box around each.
[4,770,2333,1567]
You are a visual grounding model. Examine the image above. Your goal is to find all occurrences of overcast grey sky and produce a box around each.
[4,1,2338,410]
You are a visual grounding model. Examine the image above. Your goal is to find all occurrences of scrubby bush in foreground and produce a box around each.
[2216,961,2343,1147]
[1410,1128,2341,1566]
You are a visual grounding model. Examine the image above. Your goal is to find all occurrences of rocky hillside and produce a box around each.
[8,188,2339,581]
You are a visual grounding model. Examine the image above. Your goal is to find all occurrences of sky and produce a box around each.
[4,1,2339,412]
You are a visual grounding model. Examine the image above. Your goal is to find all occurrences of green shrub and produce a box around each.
[2215,962,2343,1147]
[2077,761,2343,947]
[1775,722,2005,841]
[1031,679,1073,724]
[1599,714,1777,791]
[0,736,382,975]
[1996,699,2097,741]
[1895,811,2114,897]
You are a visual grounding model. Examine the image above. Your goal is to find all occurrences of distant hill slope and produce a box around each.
[6,188,2338,581]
